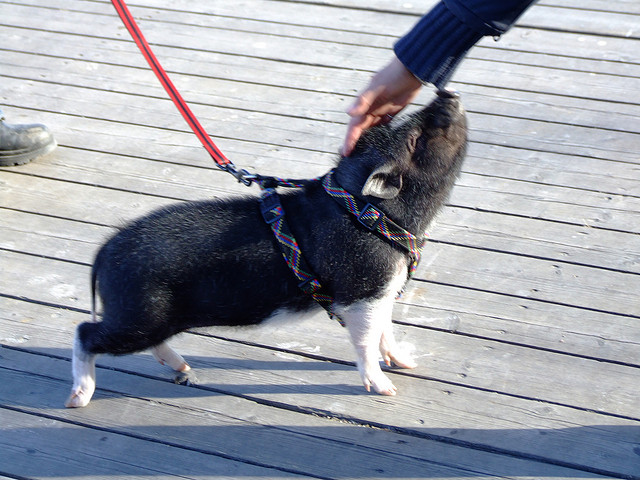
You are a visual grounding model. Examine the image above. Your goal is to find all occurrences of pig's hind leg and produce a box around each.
[65,329,97,408]
[151,342,190,372]
[151,342,196,385]
[65,308,179,407]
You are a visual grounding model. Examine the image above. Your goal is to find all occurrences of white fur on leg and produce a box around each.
[339,297,398,395]
[65,333,96,408]
[338,263,415,395]
[151,342,190,372]
[341,297,397,395]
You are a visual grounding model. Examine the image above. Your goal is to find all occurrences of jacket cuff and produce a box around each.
[394,2,483,88]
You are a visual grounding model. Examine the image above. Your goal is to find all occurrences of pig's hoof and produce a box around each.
[386,351,417,369]
[364,372,397,396]
[65,387,93,408]
[174,370,197,386]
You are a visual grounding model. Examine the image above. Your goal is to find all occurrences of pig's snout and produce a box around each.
[436,89,459,100]
[434,89,462,113]
[428,89,465,127]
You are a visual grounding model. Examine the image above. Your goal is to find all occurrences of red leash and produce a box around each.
[111,0,321,188]
[111,0,243,174]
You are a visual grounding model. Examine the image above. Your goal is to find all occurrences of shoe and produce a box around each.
[0,110,57,166]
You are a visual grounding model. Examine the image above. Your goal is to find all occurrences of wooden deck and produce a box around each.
[1,0,639,478]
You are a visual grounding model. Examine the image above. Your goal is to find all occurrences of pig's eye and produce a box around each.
[407,129,421,154]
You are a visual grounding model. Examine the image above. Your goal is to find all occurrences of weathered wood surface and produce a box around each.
[1,0,639,479]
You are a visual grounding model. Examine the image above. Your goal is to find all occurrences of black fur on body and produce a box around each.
[66,90,467,407]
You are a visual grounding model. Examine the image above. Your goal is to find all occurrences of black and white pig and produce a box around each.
[66,90,467,407]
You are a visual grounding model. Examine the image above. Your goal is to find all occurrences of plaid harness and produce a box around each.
[321,172,425,276]
[260,185,340,324]
[259,170,426,326]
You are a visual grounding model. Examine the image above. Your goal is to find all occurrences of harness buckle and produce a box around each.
[357,203,383,231]
[298,277,322,295]
[260,190,284,224]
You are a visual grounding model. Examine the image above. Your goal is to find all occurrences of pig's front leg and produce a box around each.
[342,299,398,396]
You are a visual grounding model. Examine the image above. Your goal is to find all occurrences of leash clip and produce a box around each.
[220,162,255,186]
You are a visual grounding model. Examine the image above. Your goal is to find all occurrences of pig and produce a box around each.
[66,89,467,408]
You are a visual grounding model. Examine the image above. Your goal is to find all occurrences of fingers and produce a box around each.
[346,92,373,117]
[341,108,398,157]
[341,126,361,157]
[341,57,424,157]
[341,114,372,157]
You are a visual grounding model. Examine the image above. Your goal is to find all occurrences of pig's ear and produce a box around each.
[362,163,402,199]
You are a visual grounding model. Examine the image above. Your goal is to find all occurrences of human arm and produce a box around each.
[342,0,538,156]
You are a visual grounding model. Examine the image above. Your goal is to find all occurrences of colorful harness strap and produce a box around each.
[259,188,344,326]
[259,171,426,326]
[322,171,426,276]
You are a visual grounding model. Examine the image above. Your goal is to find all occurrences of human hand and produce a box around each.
[341,56,423,156]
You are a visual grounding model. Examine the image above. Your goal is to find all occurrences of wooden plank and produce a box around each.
[4,73,636,166]
[2,28,637,164]
[413,243,640,316]
[449,173,640,234]
[2,11,635,164]
[5,9,640,93]
[394,285,640,366]
[3,193,639,281]
[0,209,113,264]
[465,144,640,197]
[0,406,301,479]
[3,169,638,323]
[2,252,638,420]
[3,60,639,185]
[2,202,638,359]
[6,0,640,82]
[1,300,638,479]
[2,207,639,366]
[2,63,637,223]
[4,38,640,136]
[3,51,640,142]
[1,2,639,480]
[0,371,458,479]
[56,0,640,41]
[2,65,639,189]
[261,0,640,26]
[0,349,614,480]
[432,206,640,274]
[540,0,640,15]
[3,140,638,242]
[2,170,638,316]
[4,1,640,95]
[517,5,640,38]
[3,175,638,277]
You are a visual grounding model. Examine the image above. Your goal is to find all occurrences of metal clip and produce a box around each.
[219,162,255,186]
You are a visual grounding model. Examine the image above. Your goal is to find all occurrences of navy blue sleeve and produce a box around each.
[394,0,537,88]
